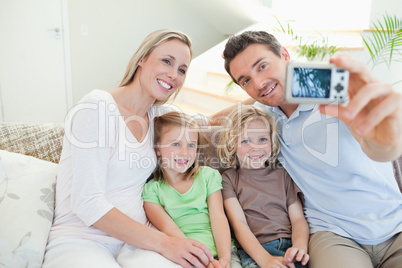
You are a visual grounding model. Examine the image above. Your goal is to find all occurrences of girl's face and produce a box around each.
[236,119,272,169]
[156,125,198,180]
[138,39,191,102]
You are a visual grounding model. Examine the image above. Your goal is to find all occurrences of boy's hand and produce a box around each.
[260,256,295,268]
[283,247,309,266]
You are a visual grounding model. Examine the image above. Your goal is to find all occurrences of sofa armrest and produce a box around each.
[392,155,402,192]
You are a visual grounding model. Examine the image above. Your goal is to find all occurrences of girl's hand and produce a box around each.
[206,257,230,268]
[207,259,221,268]
[283,247,309,266]
[218,257,230,268]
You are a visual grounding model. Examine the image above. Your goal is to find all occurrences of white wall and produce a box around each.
[186,0,402,93]
[349,0,402,91]
[371,0,402,91]
[67,0,256,104]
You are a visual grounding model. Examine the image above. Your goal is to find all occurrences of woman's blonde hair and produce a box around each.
[153,111,208,182]
[218,105,280,169]
[119,29,193,105]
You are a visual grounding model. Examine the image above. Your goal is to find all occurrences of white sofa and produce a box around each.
[0,122,401,267]
[0,123,63,267]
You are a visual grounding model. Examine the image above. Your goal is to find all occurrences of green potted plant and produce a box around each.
[275,17,339,62]
[362,13,401,85]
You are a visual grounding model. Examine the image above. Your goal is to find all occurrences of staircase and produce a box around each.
[172,72,249,115]
[170,22,273,115]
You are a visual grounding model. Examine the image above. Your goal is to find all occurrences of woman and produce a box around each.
[43,29,214,268]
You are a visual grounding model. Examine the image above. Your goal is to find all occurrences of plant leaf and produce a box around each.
[362,13,402,67]
[7,193,19,199]
[38,209,53,221]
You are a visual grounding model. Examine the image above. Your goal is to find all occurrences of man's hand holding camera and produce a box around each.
[320,53,402,162]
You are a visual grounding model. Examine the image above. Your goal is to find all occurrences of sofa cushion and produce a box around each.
[0,123,64,164]
[0,150,58,267]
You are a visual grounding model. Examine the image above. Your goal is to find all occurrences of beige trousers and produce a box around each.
[309,231,402,268]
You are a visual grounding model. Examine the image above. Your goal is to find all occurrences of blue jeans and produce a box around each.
[238,238,306,268]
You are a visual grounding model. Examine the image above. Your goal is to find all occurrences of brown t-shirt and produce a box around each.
[222,167,302,245]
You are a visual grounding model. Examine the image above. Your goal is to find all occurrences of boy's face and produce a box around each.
[229,44,290,107]
[236,119,272,169]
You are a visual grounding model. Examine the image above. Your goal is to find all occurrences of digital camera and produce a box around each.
[285,62,349,104]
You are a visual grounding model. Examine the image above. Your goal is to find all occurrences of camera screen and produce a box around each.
[292,68,331,98]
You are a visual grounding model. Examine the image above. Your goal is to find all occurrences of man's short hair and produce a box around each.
[223,31,282,84]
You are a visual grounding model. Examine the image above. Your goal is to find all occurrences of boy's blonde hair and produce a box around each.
[153,111,208,182]
[218,105,280,168]
[119,29,193,106]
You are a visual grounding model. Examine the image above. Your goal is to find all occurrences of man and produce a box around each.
[215,30,402,267]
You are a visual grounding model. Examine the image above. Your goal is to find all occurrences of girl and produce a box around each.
[142,111,240,268]
[43,29,214,268]
[218,106,309,268]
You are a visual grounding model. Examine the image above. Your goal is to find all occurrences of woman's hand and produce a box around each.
[320,53,402,162]
[161,236,214,268]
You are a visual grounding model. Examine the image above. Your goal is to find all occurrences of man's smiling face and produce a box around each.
[229,44,290,107]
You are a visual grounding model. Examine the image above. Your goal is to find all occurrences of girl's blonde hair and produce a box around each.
[218,105,280,169]
[153,111,208,182]
[119,29,193,105]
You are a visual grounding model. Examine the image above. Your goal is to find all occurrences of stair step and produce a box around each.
[206,71,233,89]
[183,84,249,102]
[172,85,248,115]
[171,102,216,115]
[206,71,231,79]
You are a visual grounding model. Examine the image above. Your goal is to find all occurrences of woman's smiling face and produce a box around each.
[138,38,191,102]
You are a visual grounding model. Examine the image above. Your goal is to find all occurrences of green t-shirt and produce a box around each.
[142,166,224,256]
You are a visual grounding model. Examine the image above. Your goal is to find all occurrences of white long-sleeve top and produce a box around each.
[49,89,173,245]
